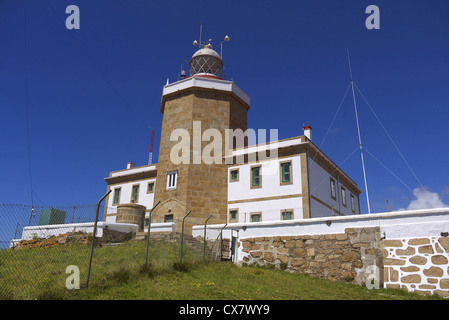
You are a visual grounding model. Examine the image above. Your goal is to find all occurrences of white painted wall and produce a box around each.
[228,197,304,223]
[19,222,139,241]
[105,178,156,221]
[308,157,360,217]
[227,156,302,223]
[143,222,175,233]
[110,165,156,178]
[162,76,250,106]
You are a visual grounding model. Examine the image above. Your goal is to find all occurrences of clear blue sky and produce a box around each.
[1,0,448,214]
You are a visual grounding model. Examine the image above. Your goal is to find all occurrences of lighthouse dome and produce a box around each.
[189,45,223,79]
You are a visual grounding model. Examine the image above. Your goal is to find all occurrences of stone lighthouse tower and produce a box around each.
[152,41,251,234]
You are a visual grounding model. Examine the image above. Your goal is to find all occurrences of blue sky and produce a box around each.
[1,0,448,214]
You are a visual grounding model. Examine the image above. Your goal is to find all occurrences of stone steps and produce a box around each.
[133,231,229,260]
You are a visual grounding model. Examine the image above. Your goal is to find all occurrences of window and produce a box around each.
[280,161,292,184]
[350,194,356,213]
[113,188,121,205]
[164,214,173,222]
[251,166,261,188]
[230,169,239,182]
[229,209,238,223]
[166,171,178,189]
[131,184,139,203]
[341,187,347,207]
[147,182,154,193]
[330,178,336,200]
[250,212,262,222]
[281,209,294,220]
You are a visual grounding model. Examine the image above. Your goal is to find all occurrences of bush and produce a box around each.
[138,263,160,278]
[107,266,132,284]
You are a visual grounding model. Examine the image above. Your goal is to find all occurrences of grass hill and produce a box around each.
[0,239,442,300]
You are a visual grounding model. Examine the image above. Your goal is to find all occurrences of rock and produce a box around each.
[423,266,443,277]
[401,274,421,283]
[431,255,448,265]
[409,256,427,265]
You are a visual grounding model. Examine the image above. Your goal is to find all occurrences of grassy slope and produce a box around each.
[0,240,443,300]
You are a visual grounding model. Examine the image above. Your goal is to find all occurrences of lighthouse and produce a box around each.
[151,41,251,234]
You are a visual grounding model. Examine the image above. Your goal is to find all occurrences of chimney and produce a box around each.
[303,125,312,141]
[127,162,135,169]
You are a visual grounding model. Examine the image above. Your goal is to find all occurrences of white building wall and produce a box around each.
[228,197,304,223]
[20,222,139,240]
[105,178,156,222]
[227,156,302,223]
[308,157,360,217]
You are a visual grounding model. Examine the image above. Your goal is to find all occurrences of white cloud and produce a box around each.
[442,186,449,197]
[403,187,448,210]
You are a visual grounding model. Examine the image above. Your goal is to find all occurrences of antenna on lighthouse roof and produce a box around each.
[192,23,204,48]
[199,23,203,48]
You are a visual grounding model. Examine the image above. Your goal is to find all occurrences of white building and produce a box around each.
[225,129,361,225]
[103,127,361,228]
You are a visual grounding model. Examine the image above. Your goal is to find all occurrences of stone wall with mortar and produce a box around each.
[238,228,449,297]
[116,203,146,231]
[383,236,449,297]
[199,208,449,297]
[13,228,135,249]
[240,227,382,285]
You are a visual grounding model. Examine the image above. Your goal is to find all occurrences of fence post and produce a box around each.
[219,223,227,261]
[85,190,111,289]
[203,215,212,261]
[180,210,191,264]
[71,205,76,223]
[144,201,160,266]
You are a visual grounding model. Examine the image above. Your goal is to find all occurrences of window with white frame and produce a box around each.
[166,171,178,189]
[350,194,356,213]
[330,178,336,200]
[341,187,347,207]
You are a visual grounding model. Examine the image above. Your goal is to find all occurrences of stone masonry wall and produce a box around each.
[13,228,135,249]
[149,231,215,256]
[240,227,382,285]
[383,236,449,297]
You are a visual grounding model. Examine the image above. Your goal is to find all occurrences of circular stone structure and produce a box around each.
[116,203,147,231]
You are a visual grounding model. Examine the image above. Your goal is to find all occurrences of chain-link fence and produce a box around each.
[0,203,223,300]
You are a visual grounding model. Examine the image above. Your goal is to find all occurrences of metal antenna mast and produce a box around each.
[199,22,203,48]
[347,49,371,214]
[148,129,155,165]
